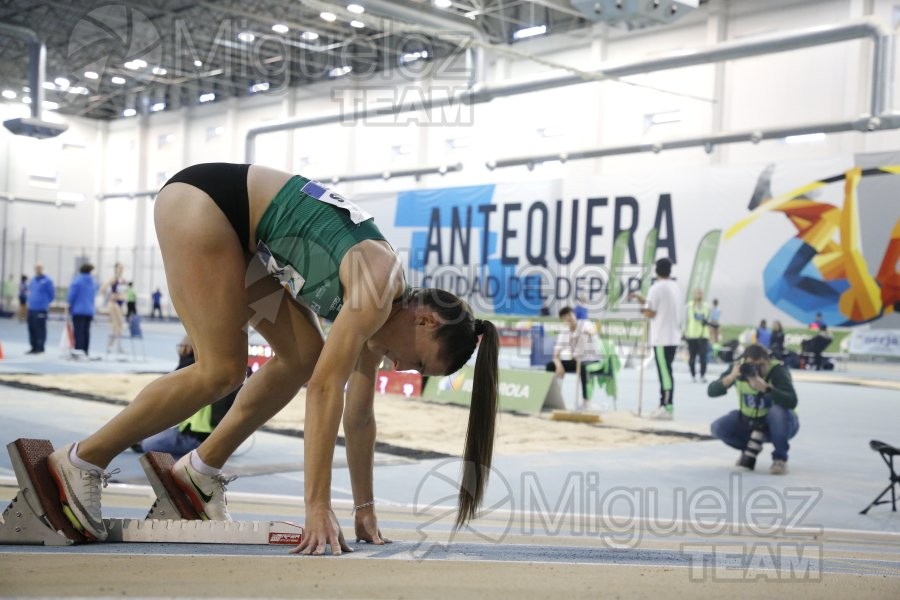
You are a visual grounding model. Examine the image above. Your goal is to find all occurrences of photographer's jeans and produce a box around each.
[139,427,203,458]
[711,406,800,462]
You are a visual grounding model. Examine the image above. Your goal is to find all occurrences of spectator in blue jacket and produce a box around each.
[26,263,55,354]
[67,263,99,356]
[756,319,772,349]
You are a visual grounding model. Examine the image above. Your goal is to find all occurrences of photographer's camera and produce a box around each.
[737,425,767,470]
[738,362,759,381]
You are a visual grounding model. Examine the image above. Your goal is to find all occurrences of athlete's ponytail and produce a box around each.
[455,318,499,529]
[411,288,500,528]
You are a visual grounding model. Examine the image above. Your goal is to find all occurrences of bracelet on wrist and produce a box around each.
[352,500,375,515]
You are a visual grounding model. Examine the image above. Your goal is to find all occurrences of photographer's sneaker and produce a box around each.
[171,454,234,521]
[48,443,117,541]
[647,405,674,421]
[769,460,788,475]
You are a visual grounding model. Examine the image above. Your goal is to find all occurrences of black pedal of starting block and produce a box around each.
[9,438,86,543]
[141,451,201,520]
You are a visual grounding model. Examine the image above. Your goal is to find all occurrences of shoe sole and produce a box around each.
[47,460,100,542]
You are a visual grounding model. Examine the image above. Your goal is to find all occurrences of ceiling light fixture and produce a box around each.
[328,65,352,78]
[513,25,547,40]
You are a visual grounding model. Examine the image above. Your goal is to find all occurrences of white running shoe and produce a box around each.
[171,454,235,521]
[647,406,674,421]
[48,443,118,541]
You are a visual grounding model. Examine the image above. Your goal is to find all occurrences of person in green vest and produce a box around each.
[684,288,710,383]
[707,343,799,475]
[133,336,245,457]
[125,282,138,319]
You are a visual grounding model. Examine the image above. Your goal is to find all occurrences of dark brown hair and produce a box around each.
[655,257,672,277]
[412,288,499,529]
[743,343,769,361]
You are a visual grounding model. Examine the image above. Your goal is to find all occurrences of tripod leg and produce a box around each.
[860,483,895,515]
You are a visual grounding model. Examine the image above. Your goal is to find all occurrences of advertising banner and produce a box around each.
[423,367,559,414]
[348,152,900,328]
[848,329,900,357]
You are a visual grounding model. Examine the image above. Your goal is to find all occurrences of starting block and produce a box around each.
[0,438,303,546]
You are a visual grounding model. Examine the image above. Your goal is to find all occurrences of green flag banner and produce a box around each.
[686,229,722,302]
[607,230,631,311]
[423,367,559,414]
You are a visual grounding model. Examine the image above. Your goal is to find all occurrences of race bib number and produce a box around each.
[301,180,373,224]
[256,241,305,298]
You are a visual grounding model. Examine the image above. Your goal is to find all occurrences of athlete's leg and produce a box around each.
[197,267,325,467]
[76,184,251,468]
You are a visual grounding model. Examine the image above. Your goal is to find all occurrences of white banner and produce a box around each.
[848,329,900,357]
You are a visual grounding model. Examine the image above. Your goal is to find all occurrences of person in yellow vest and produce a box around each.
[134,337,245,457]
[707,343,799,475]
[684,288,711,383]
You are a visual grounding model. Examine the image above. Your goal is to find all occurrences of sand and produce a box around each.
[0,373,697,456]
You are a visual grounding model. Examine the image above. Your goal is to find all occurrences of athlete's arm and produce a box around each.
[292,242,403,556]
[344,345,389,544]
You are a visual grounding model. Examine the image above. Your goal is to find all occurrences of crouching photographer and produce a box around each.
[707,343,799,475]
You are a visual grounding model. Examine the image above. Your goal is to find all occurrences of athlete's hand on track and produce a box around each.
[290,505,353,556]
[354,509,391,545]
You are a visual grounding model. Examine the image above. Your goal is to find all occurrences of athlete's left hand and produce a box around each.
[354,509,391,544]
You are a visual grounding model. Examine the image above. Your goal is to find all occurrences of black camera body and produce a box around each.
[738,362,759,381]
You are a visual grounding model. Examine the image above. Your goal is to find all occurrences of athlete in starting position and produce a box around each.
[49,163,500,555]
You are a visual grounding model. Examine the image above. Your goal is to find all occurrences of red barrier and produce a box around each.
[375,370,422,397]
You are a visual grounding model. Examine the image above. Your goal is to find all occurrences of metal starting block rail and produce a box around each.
[0,438,303,546]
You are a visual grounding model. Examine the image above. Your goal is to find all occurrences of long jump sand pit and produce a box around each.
[0,373,703,456]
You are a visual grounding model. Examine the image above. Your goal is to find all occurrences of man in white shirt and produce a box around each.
[631,258,682,420]
[546,306,603,408]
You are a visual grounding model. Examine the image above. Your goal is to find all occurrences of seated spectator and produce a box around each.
[708,343,799,475]
[132,336,247,457]
[756,319,772,349]
[801,324,832,370]
[769,320,785,359]
[545,306,605,409]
